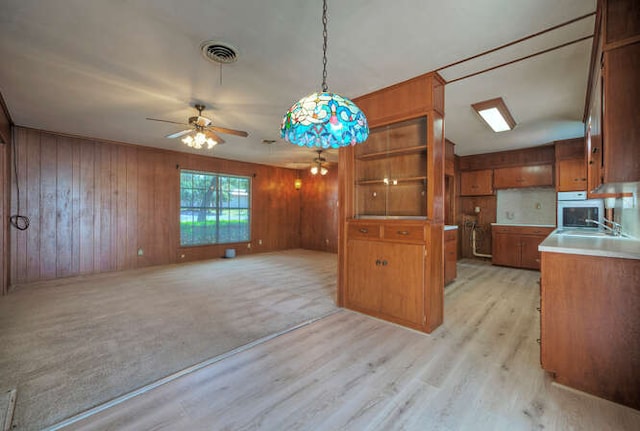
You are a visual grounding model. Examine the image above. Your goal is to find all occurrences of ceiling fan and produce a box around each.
[146,104,248,146]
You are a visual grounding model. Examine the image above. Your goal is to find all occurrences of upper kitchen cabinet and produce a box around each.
[460,169,493,196]
[586,0,640,192]
[555,138,587,192]
[459,146,554,191]
[493,165,554,189]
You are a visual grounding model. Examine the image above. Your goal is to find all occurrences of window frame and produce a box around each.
[179,169,251,247]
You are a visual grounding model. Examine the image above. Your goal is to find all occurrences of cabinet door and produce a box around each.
[444,237,457,284]
[557,159,587,191]
[603,42,640,184]
[519,235,544,270]
[346,240,383,313]
[460,169,493,196]
[492,233,520,268]
[379,242,424,325]
[494,165,553,189]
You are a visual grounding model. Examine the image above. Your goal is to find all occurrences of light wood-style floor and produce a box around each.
[60,259,640,431]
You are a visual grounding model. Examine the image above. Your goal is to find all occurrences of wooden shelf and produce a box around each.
[356,145,425,161]
[356,176,427,185]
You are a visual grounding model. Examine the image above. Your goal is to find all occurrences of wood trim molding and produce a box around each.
[436,12,596,73]
[0,92,12,145]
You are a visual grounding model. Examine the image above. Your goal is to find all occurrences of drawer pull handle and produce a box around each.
[536,338,541,345]
[536,307,541,312]
[359,228,369,234]
[397,230,410,236]
[382,260,388,266]
[375,259,381,266]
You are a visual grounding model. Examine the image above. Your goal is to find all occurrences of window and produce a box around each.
[180,170,250,246]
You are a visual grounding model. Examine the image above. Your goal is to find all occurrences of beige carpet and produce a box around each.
[0,249,337,431]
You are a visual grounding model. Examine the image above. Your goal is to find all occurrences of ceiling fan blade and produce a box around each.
[208,125,249,137]
[166,129,193,139]
[206,130,226,144]
[146,118,190,126]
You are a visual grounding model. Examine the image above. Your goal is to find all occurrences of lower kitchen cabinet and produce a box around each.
[540,251,640,410]
[492,225,554,270]
[444,228,457,284]
[346,239,424,327]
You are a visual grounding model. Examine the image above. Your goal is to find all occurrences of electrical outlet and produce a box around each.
[137,248,144,256]
[247,243,251,249]
[180,254,185,259]
[258,239,262,245]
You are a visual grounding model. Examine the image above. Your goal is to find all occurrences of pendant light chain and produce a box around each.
[280,0,369,148]
[321,0,328,92]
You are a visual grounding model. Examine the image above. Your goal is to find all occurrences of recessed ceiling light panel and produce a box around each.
[471,97,516,132]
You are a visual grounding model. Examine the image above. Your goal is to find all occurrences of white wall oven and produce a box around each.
[557,191,604,229]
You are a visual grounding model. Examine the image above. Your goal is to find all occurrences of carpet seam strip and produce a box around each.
[43,309,342,431]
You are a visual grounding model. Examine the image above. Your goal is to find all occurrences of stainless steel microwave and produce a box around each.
[557,191,604,229]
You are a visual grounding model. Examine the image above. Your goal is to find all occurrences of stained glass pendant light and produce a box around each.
[280,0,369,148]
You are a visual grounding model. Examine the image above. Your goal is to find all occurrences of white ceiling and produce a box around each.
[0,0,596,168]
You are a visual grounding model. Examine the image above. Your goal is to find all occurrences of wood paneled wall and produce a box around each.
[299,166,338,253]
[9,127,301,285]
[1,142,9,295]
[0,94,11,295]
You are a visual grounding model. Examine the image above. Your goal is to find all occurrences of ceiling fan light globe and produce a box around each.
[320,166,328,175]
[310,166,319,175]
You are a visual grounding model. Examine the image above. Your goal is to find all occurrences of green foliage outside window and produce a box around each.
[180,170,250,246]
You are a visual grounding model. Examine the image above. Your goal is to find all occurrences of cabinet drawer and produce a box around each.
[348,223,381,240]
[383,224,425,242]
[491,225,553,236]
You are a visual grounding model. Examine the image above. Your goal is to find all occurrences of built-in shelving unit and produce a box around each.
[338,72,446,333]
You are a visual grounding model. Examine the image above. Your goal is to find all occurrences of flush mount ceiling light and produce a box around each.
[280,0,369,148]
[310,150,329,175]
[471,97,516,132]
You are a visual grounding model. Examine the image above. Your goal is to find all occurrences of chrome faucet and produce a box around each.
[585,218,623,236]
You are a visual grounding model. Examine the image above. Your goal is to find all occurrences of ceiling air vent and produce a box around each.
[201,41,238,64]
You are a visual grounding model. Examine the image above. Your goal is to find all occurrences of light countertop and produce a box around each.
[539,230,640,260]
[491,223,556,228]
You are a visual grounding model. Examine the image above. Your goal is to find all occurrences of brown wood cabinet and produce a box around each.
[445,139,455,176]
[540,251,640,410]
[338,72,445,333]
[555,138,587,192]
[493,165,553,189]
[444,228,457,284]
[556,159,586,191]
[460,169,493,196]
[491,225,554,270]
[586,0,640,191]
[347,237,424,327]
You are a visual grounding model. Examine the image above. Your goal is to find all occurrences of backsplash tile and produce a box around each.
[496,188,556,225]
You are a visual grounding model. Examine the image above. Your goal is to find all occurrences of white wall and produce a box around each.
[614,182,640,239]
